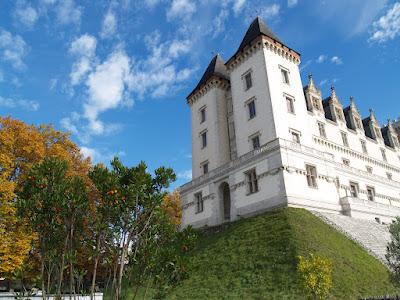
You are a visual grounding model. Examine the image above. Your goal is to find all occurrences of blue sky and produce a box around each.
[1,0,400,188]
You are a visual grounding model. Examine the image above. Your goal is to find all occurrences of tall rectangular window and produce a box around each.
[244,72,252,90]
[312,97,321,111]
[381,148,387,162]
[341,131,349,147]
[245,169,258,194]
[366,186,375,201]
[248,100,256,119]
[286,96,295,114]
[251,135,260,150]
[361,140,367,154]
[281,68,289,84]
[318,122,327,138]
[201,161,209,175]
[200,107,206,123]
[195,192,204,213]
[201,131,207,148]
[349,182,359,198]
[291,130,301,144]
[305,164,318,188]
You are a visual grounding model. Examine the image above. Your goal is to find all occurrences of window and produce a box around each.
[281,68,290,84]
[366,186,375,201]
[375,126,382,139]
[291,130,301,144]
[248,100,256,119]
[305,164,318,188]
[381,148,387,162]
[335,107,344,121]
[341,131,349,147]
[286,96,295,114]
[195,192,203,213]
[366,166,373,174]
[245,169,258,194]
[201,161,209,175]
[201,131,207,148]
[200,107,206,123]
[312,96,321,111]
[355,117,362,130]
[361,140,367,154]
[349,182,359,198]
[342,158,350,166]
[318,122,327,138]
[244,71,252,90]
[387,172,393,180]
[251,135,260,150]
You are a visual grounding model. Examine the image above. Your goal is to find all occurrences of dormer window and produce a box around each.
[335,107,344,121]
[312,96,321,111]
[355,117,362,130]
[374,126,382,139]
[280,66,290,84]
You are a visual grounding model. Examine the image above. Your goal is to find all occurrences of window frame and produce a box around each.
[199,106,206,124]
[194,192,204,213]
[242,69,253,91]
[342,158,350,166]
[245,168,259,195]
[279,65,290,85]
[360,140,368,154]
[381,148,387,162]
[289,129,301,144]
[341,131,349,147]
[201,161,209,175]
[200,130,207,149]
[250,134,260,150]
[305,164,318,188]
[247,99,256,120]
[317,121,327,138]
[285,94,295,114]
[366,186,375,201]
[349,182,359,198]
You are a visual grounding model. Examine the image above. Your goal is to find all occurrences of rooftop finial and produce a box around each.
[308,74,313,80]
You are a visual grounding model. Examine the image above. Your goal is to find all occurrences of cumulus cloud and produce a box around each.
[178,169,192,180]
[100,10,117,39]
[167,0,196,20]
[80,146,125,163]
[69,34,97,85]
[0,29,28,70]
[233,0,246,15]
[316,54,327,63]
[259,4,280,20]
[288,0,298,8]
[0,96,39,111]
[331,56,343,65]
[13,0,39,29]
[369,2,400,43]
[55,0,82,26]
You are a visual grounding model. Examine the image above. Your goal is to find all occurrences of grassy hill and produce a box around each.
[167,208,397,299]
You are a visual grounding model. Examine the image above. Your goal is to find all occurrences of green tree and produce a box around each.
[386,217,400,286]
[297,254,333,300]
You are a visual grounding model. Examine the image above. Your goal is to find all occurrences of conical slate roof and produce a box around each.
[237,17,281,53]
[187,54,229,99]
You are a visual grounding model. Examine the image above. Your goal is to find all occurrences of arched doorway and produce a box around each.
[219,182,231,221]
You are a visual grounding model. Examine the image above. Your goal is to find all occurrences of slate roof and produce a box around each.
[362,117,374,139]
[322,98,334,121]
[381,126,393,148]
[187,54,229,99]
[343,106,355,130]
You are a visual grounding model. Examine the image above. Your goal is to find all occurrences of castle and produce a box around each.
[180,17,400,228]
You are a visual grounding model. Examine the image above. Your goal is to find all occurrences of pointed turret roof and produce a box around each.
[237,17,281,53]
[187,54,229,100]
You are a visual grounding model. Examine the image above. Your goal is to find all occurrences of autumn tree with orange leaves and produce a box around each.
[0,116,90,278]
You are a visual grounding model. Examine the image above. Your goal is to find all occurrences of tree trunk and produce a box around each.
[116,243,128,300]
[57,233,69,296]
[91,234,102,300]
[41,258,47,300]
[69,223,75,300]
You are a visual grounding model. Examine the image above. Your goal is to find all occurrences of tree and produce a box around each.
[297,254,333,300]
[386,217,400,286]
[162,190,182,227]
[0,116,91,279]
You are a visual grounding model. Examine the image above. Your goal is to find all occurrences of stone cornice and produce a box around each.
[186,76,230,105]
[226,36,301,72]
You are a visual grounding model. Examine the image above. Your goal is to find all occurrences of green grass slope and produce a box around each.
[168,208,397,300]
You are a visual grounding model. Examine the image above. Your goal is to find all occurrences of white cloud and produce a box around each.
[100,10,117,39]
[233,0,246,15]
[178,169,192,180]
[0,96,39,111]
[49,78,58,90]
[260,4,280,20]
[167,0,196,20]
[316,54,327,63]
[288,0,298,8]
[213,9,229,37]
[55,0,82,26]
[369,2,400,43]
[299,59,312,71]
[0,29,28,70]
[144,0,161,8]
[69,34,97,85]
[331,56,343,65]
[80,146,125,163]
[14,1,39,29]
